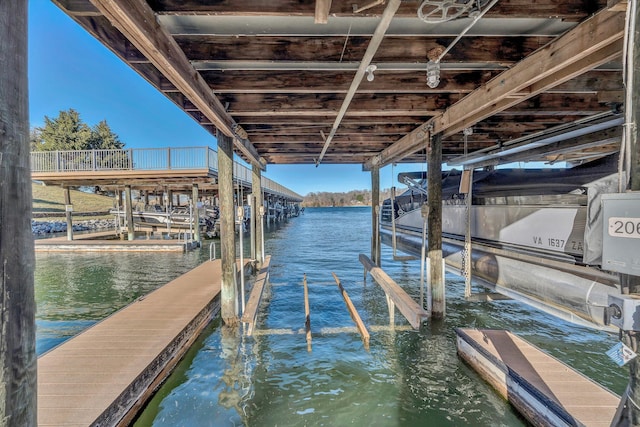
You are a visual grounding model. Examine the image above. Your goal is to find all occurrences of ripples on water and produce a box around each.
[35,207,628,426]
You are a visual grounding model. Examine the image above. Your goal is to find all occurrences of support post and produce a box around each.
[252,165,264,264]
[192,183,200,243]
[218,129,238,326]
[371,166,381,266]
[0,1,37,422]
[619,3,640,424]
[428,133,445,319]
[630,0,640,192]
[611,2,640,426]
[125,185,135,241]
[64,187,74,241]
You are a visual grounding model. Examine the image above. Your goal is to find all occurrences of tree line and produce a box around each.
[30,108,124,151]
[302,188,392,207]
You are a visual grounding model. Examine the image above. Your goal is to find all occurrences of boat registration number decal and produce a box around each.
[608,217,640,239]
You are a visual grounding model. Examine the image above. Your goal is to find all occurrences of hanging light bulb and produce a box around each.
[426,60,440,88]
[365,64,377,82]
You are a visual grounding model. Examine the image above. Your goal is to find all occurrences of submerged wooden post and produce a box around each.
[303,274,312,352]
[332,272,370,349]
[192,183,200,243]
[64,186,74,241]
[428,132,445,319]
[371,166,381,266]
[252,164,263,264]
[125,185,135,241]
[218,129,238,326]
[0,1,37,423]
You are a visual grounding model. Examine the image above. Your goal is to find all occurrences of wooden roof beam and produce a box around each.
[364,7,625,170]
[88,0,265,170]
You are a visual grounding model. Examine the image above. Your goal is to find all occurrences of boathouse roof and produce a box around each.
[52,0,625,170]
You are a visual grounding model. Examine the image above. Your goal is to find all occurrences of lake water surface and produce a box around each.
[35,207,628,426]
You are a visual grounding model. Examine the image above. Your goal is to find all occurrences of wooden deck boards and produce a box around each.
[37,259,229,426]
[457,328,620,427]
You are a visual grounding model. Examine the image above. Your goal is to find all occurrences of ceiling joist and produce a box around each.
[364,7,625,170]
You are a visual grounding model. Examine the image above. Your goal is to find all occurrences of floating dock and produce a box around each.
[37,259,250,426]
[456,328,620,427]
[34,231,197,252]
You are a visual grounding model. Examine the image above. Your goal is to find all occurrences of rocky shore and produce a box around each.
[32,218,116,235]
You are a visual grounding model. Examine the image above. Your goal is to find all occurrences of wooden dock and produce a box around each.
[34,231,196,252]
[456,328,620,427]
[37,259,248,426]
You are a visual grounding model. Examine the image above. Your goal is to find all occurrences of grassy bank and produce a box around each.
[32,183,114,219]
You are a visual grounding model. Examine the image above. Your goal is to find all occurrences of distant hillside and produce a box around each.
[302,189,391,207]
[32,183,114,216]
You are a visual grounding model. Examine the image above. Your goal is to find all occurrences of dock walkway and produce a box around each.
[35,231,194,252]
[38,259,230,426]
[457,328,620,427]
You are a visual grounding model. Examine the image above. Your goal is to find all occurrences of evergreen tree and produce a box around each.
[31,108,125,151]
[34,108,91,151]
[88,120,124,150]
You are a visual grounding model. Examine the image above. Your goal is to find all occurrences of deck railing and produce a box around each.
[31,147,302,201]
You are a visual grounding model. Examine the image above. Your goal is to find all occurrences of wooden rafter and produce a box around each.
[364,7,625,170]
[88,0,265,170]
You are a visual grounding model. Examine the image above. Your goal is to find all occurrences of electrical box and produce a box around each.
[602,193,640,276]
[607,294,640,331]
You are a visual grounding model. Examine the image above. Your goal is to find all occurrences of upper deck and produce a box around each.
[30,147,303,201]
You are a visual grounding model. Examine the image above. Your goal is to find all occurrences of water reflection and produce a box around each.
[36,208,628,425]
[35,251,204,354]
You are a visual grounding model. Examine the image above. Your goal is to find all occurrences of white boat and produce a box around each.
[380,155,625,330]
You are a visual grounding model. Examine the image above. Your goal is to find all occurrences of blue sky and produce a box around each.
[28,2,429,196]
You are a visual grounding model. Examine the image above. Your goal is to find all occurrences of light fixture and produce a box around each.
[365,64,377,82]
[426,60,440,88]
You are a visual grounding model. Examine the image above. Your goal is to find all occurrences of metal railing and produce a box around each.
[31,147,303,201]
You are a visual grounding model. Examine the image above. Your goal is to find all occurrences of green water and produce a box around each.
[35,207,629,426]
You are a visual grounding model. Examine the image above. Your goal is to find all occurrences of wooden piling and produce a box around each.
[192,183,200,243]
[218,129,238,326]
[125,185,135,241]
[252,164,263,264]
[64,187,74,241]
[0,1,37,423]
[428,132,445,319]
[303,274,312,351]
[332,272,370,349]
[371,166,381,266]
